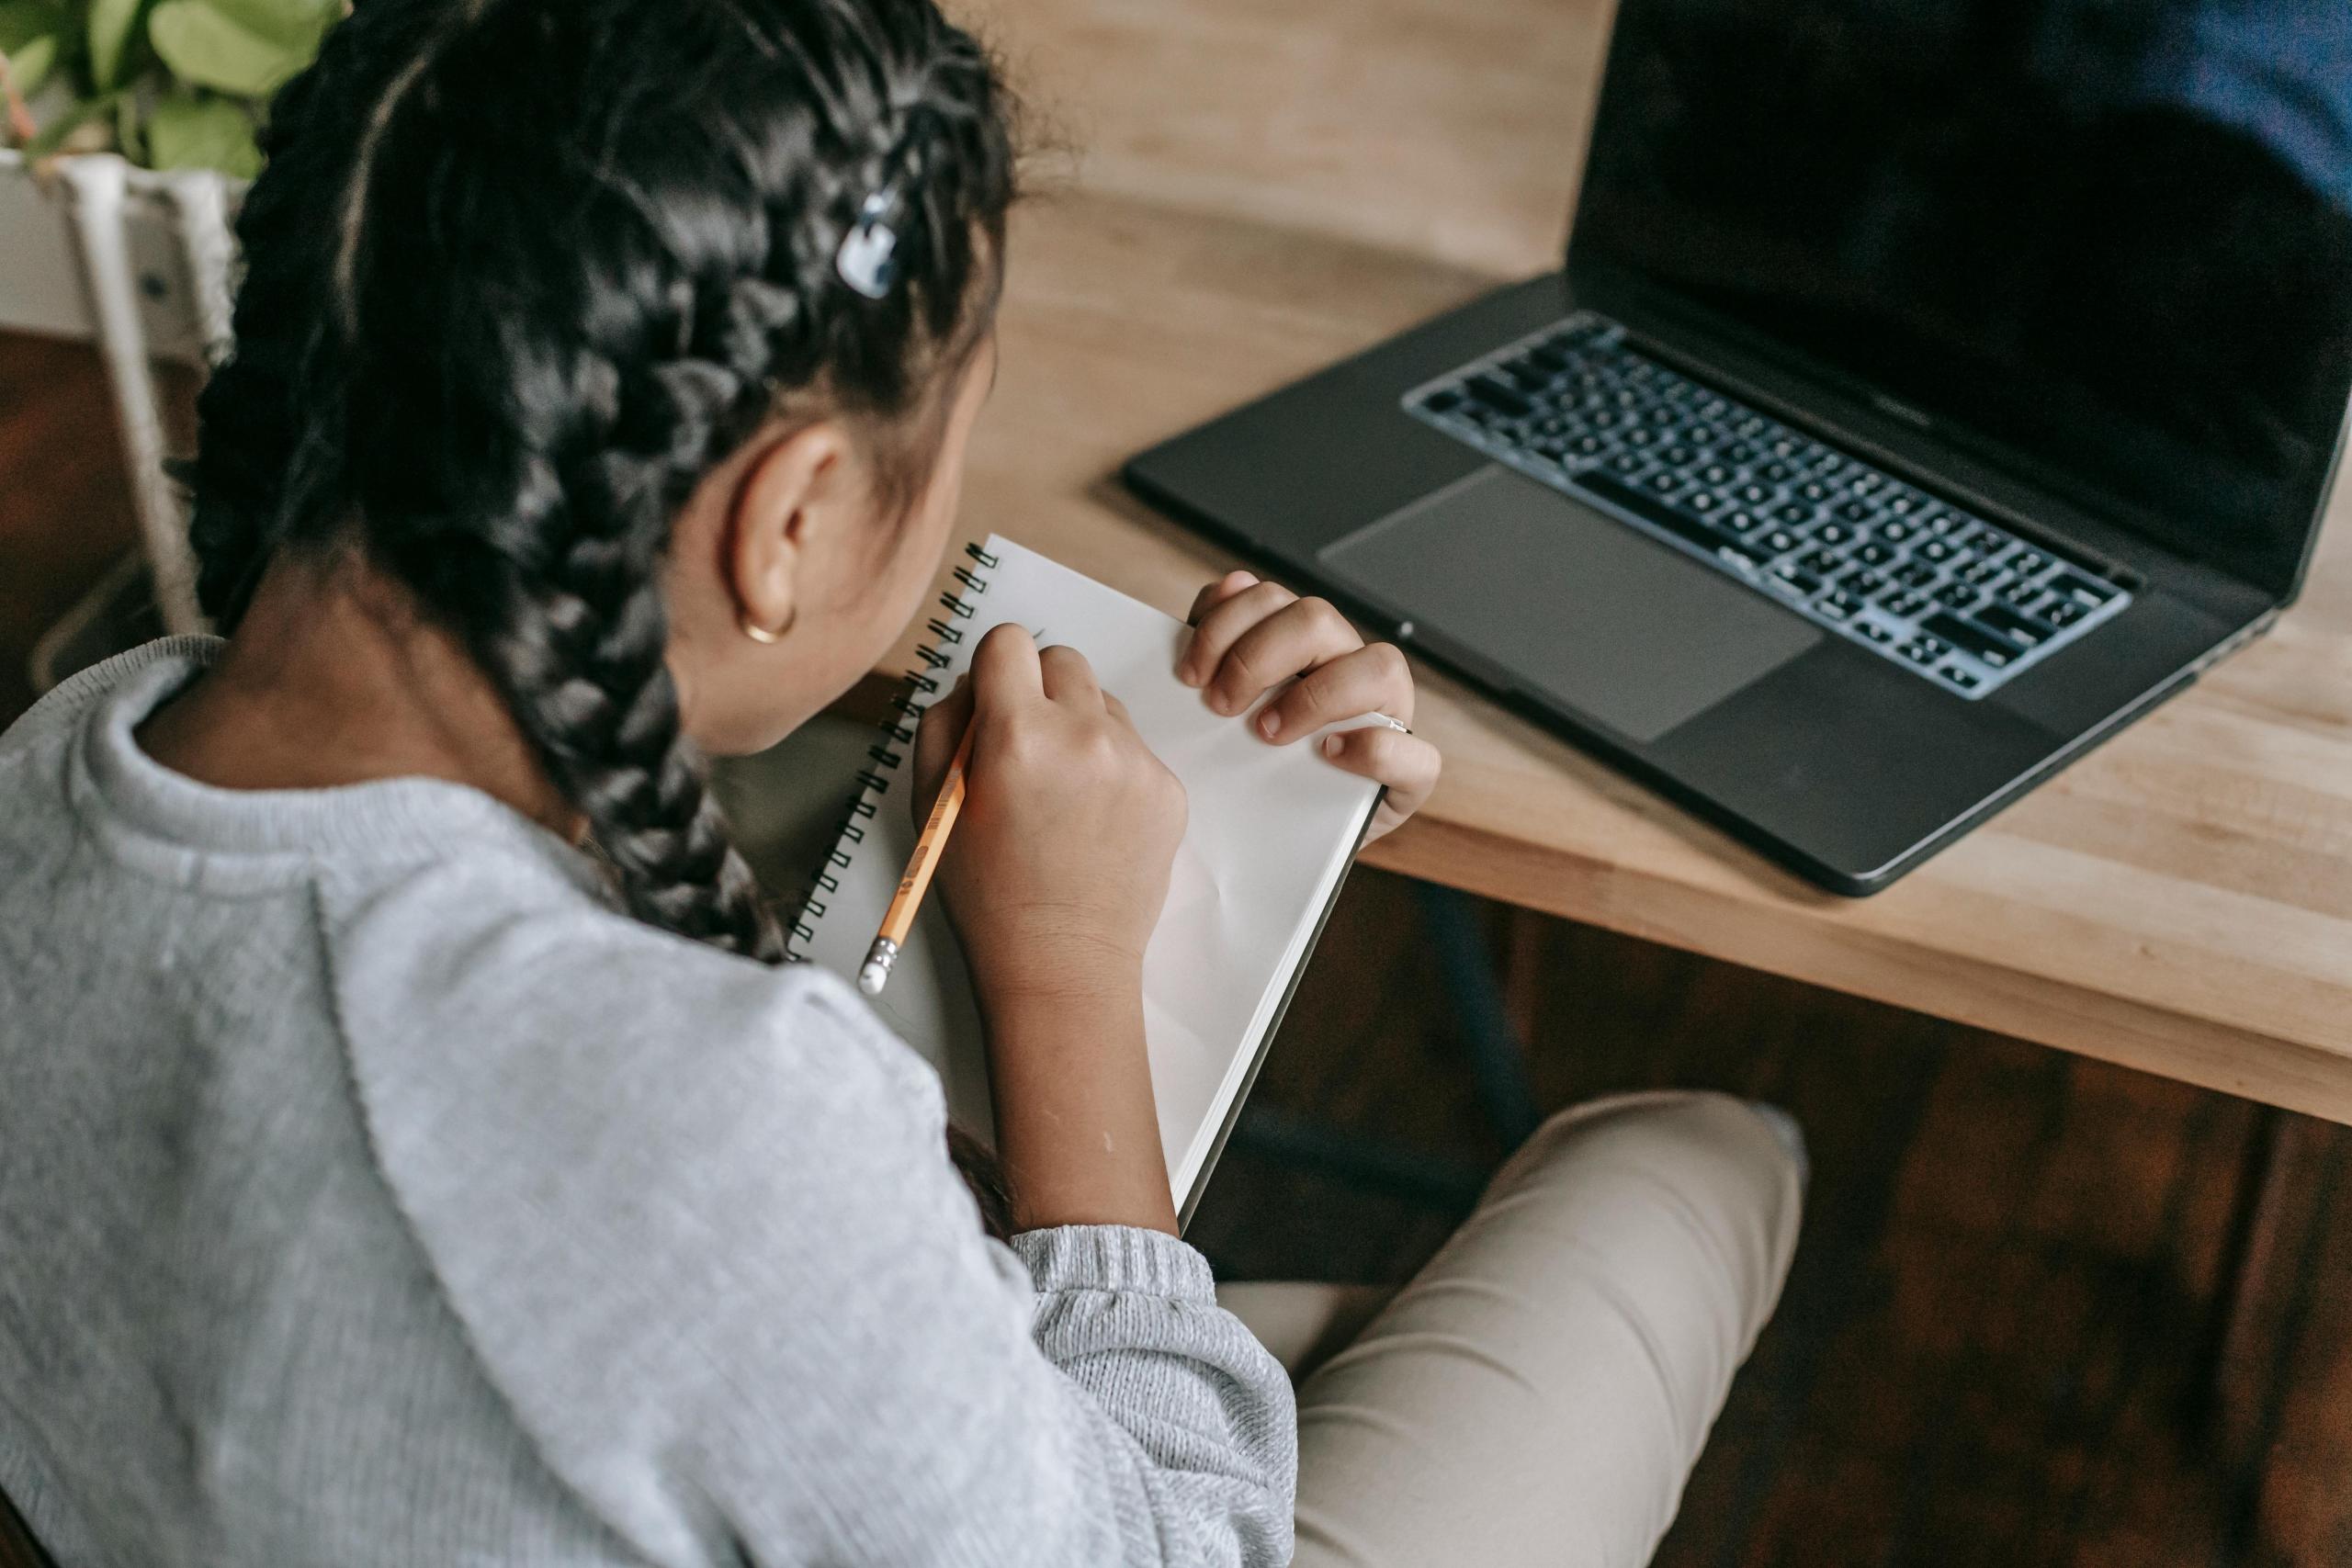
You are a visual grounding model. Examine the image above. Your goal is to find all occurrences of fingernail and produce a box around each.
[1322,734,1345,759]
[1258,709,1283,740]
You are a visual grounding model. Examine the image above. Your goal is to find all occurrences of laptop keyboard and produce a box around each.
[1402,313,2132,698]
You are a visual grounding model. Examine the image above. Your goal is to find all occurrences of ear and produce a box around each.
[728,419,858,639]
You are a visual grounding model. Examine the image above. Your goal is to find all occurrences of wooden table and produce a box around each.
[929,0,2352,1123]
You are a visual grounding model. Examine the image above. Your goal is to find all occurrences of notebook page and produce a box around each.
[802,536,1384,1202]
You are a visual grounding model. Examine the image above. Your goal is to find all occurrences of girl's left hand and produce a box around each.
[1179,570,1442,843]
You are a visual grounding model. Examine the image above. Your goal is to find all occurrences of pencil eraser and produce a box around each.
[857,962,888,996]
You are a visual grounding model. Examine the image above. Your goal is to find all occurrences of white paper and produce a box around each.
[800,536,1385,1209]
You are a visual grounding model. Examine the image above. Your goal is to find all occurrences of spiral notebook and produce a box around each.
[791,536,1391,1225]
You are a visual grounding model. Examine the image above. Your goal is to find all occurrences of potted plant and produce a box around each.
[1,0,335,340]
[5,0,337,654]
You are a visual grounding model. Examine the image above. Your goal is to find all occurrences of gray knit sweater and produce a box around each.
[0,639,1295,1567]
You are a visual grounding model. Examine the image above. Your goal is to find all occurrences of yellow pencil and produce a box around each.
[859,723,976,997]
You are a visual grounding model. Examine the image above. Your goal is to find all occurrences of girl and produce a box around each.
[0,0,1802,1562]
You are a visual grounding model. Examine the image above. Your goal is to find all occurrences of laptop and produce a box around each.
[1125,0,2352,893]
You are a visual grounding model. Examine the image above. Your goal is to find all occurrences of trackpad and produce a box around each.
[1320,466,1820,742]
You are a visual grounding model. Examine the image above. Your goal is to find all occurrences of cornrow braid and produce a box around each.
[184,0,1018,1186]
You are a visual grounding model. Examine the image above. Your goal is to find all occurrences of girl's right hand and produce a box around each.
[912,625,1188,1013]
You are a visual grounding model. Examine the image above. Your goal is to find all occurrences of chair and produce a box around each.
[22,154,236,698]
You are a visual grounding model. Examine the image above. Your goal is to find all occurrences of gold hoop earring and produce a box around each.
[740,607,795,646]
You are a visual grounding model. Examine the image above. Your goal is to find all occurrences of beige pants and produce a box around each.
[1221,1091,1805,1568]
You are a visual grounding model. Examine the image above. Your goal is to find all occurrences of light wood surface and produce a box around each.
[924,0,2352,1122]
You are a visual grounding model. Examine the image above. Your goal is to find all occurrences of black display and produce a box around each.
[1572,0,2352,594]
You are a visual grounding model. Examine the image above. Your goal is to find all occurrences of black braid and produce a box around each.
[185,0,1020,1213]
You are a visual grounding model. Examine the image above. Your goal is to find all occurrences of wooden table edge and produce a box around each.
[1365,813,2350,1124]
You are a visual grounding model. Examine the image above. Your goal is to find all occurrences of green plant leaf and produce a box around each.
[86,0,143,89]
[147,0,309,96]
[0,0,57,45]
[146,87,256,175]
[203,0,332,49]
[0,28,58,99]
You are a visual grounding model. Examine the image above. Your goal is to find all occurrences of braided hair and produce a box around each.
[187,0,1019,1226]
[190,0,1012,953]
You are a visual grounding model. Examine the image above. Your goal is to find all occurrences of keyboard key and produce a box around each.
[1918,539,1957,562]
[1855,542,1895,567]
[1797,480,1832,502]
[1609,453,1644,474]
[1850,473,1887,494]
[1572,470,1773,569]
[1855,621,1894,644]
[1688,492,1722,513]
[1646,471,1685,493]
[1798,548,1844,575]
[1571,434,1607,456]
[1921,612,2025,668]
[1925,511,1971,536]
[1723,509,1764,535]
[2010,549,2052,576]
[1894,562,1939,589]
[1423,388,1464,415]
[1720,442,1758,463]
[1975,603,2052,647]
[1624,427,1655,446]
[1838,500,1877,522]
[1767,564,1820,596]
[1465,376,1532,418]
[1760,461,1794,482]
[1939,666,1982,692]
[1884,493,1921,515]
[1818,592,1860,620]
[1841,570,1887,596]
[1699,464,1733,485]
[1933,581,1980,610]
[1883,591,1930,617]
[1660,446,1695,465]
[1960,558,2007,586]
[2044,600,2087,627]
[1736,483,1772,504]
[1998,580,2045,607]
[1878,520,1916,543]
[1687,424,1722,446]
[2049,570,2118,606]
[1775,503,1814,525]
[1758,528,1800,554]
[1897,639,1939,665]
[1497,360,1550,393]
[1815,522,1855,546]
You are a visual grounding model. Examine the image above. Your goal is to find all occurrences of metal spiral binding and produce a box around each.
[785,540,1001,962]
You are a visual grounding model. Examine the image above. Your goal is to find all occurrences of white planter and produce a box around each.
[0,147,234,362]
[1,149,243,637]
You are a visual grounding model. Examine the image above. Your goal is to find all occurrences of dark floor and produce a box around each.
[1190,867,2352,1568]
[7,333,2349,1565]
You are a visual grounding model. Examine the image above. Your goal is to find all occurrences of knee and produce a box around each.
[1492,1090,1807,1310]
[1514,1089,1804,1194]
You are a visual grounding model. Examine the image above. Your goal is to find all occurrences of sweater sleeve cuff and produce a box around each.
[1009,1224,1216,1302]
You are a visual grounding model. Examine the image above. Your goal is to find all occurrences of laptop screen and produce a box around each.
[1570,0,2352,594]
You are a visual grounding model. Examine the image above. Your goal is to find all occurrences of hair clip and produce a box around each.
[835,189,901,299]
